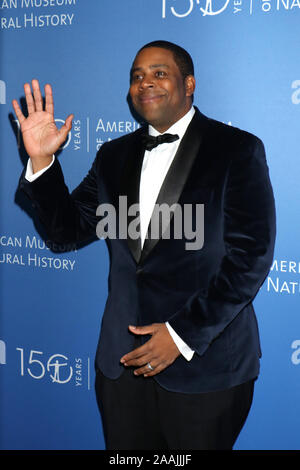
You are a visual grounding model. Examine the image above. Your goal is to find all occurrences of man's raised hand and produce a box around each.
[12,79,73,173]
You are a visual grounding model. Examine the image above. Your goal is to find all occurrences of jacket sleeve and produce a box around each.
[167,134,276,356]
[18,151,102,245]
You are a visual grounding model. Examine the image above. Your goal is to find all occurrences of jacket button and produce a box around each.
[136,268,143,276]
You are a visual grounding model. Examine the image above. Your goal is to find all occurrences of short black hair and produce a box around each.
[136,40,194,81]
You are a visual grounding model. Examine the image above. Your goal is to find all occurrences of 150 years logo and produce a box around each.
[16,347,87,386]
[162,0,230,17]
[162,0,300,17]
[0,341,89,388]
[0,337,89,388]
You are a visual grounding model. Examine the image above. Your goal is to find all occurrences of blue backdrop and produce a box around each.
[1,0,300,450]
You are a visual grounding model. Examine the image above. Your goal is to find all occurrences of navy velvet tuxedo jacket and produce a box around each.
[19,108,276,393]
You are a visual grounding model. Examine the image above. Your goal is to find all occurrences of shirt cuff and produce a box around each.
[165,322,194,361]
[25,156,55,182]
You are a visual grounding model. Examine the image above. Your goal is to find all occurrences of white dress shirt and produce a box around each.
[25,107,196,361]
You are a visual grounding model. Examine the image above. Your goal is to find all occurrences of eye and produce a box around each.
[131,73,143,83]
[155,70,166,78]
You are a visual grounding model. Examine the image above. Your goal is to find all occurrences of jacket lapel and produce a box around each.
[119,127,145,264]
[120,109,207,265]
[140,109,207,263]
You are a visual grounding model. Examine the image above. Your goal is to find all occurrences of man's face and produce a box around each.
[129,47,195,133]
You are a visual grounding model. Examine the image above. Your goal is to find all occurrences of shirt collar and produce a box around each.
[148,106,195,139]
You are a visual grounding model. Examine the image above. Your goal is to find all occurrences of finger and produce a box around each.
[123,352,153,368]
[31,79,43,112]
[24,82,35,115]
[12,99,26,124]
[44,83,54,115]
[143,362,166,377]
[134,360,165,377]
[120,343,150,364]
[64,113,74,130]
[128,324,157,335]
[57,114,73,142]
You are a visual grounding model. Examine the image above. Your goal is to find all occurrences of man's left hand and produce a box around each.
[120,323,181,377]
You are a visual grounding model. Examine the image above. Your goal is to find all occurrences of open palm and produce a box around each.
[12,79,73,170]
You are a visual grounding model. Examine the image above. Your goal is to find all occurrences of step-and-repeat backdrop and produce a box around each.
[1,0,300,450]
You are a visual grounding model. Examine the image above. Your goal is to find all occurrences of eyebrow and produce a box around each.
[131,64,170,74]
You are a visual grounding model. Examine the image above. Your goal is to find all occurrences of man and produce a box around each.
[13,41,276,450]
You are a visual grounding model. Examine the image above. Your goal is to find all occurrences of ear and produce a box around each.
[185,75,196,97]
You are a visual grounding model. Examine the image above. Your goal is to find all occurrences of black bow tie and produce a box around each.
[141,133,179,151]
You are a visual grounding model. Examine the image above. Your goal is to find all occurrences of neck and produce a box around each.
[149,105,193,134]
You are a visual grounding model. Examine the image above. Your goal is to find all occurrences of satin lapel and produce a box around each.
[119,128,145,264]
[140,109,207,264]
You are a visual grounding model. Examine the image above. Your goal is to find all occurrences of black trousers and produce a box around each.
[95,367,254,450]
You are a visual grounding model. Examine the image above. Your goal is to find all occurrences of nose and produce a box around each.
[139,75,154,90]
